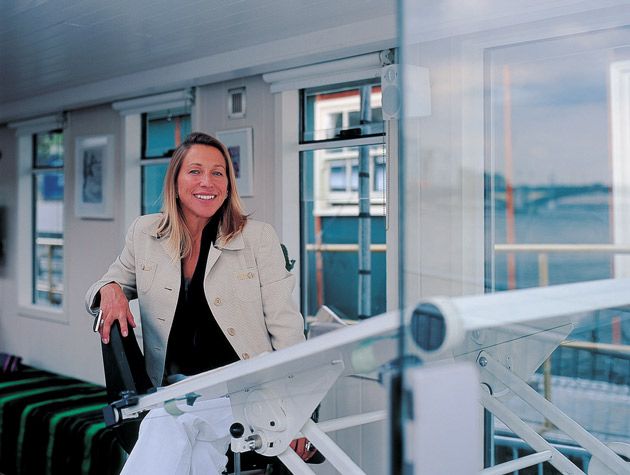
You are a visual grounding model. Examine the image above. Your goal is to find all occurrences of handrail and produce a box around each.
[495,243,630,253]
[560,340,630,356]
[491,243,630,410]
[305,243,386,252]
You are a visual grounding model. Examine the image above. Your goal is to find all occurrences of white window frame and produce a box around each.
[265,53,399,312]
[10,114,67,322]
[611,59,630,277]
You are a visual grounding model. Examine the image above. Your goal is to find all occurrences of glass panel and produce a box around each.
[144,107,191,158]
[34,131,63,168]
[300,144,386,319]
[400,1,630,473]
[142,163,169,215]
[488,30,621,291]
[302,82,384,142]
[33,172,64,307]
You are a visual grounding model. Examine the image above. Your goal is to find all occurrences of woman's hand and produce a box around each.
[289,437,317,462]
[97,282,136,344]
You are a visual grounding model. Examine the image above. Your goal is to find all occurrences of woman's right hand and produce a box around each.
[97,282,136,344]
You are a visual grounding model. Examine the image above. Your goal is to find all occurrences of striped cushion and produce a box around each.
[0,367,125,475]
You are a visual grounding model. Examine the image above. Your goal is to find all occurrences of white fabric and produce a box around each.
[121,397,233,475]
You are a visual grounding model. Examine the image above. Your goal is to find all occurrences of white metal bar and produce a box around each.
[305,243,387,252]
[303,410,386,435]
[481,351,630,474]
[495,243,630,253]
[276,448,318,475]
[35,237,63,246]
[480,451,552,475]
[481,392,585,475]
[298,136,384,152]
[560,339,630,356]
[301,419,366,475]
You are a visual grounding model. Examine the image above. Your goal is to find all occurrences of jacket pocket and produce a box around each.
[137,259,157,294]
[233,269,261,302]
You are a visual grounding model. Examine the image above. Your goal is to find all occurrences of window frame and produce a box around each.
[12,116,67,322]
[298,81,392,318]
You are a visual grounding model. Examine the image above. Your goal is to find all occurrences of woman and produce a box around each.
[85,132,314,467]
[86,131,305,384]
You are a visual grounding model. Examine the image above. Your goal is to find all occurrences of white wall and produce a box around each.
[196,76,280,230]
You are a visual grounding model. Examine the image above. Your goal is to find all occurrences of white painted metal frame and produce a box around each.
[110,279,630,474]
[478,351,630,474]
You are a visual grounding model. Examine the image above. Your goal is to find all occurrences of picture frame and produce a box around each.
[216,127,254,197]
[74,135,115,219]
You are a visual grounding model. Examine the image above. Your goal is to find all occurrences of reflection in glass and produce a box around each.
[33,171,63,307]
[302,81,384,142]
[141,107,191,216]
[400,1,630,472]
[143,107,192,158]
[301,144,386,319]
[34,131,63,168]
[142,163,168,215]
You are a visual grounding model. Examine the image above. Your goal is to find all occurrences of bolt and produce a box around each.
[479,356,488,367]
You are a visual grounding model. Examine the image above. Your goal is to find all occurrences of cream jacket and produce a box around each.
[85,214,305,387]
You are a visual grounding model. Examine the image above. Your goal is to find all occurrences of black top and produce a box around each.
[164,216,239,382]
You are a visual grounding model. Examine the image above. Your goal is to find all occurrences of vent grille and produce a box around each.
[228,87,246,119]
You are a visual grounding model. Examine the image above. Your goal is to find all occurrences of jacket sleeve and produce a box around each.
[84,217,141,315]
[255,223,306,350]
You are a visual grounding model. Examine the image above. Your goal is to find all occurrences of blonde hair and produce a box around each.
[157,132,247,258]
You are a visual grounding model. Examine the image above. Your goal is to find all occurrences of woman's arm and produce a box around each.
[85,217,141,343]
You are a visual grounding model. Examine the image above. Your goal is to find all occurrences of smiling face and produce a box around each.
[176,144,229,229]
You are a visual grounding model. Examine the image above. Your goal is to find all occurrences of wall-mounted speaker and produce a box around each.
[381,64,431,120]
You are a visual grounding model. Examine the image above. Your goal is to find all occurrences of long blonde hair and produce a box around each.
[157,132,247,258]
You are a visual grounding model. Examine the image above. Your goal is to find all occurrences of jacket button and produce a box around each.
[242,352,250,359]
[214,297,222,306]
[227,327,236,336]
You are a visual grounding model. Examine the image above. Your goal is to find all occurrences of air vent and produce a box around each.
[228,87,246,119]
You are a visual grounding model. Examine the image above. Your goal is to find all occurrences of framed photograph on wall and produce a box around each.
[216,127,253,197]
[74,135,115,219]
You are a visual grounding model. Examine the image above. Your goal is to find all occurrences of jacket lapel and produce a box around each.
[205,231,245,279]
[205,245,222,278]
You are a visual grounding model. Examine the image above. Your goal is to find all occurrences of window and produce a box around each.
[399,3,630,473]
[140,107,191,214]
[300,79,387,319]
[32,130,64,307]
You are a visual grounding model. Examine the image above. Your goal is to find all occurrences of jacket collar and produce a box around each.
[143,219,244,250]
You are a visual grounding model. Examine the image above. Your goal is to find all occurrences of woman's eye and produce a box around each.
[189,169,200,175]
[212,171,224,176]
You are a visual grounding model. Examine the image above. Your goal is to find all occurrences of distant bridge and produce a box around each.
[494,184,610,210]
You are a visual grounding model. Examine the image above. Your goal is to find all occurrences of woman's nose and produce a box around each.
[199,171,212,186]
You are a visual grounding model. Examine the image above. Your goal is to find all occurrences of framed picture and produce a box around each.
[74,135,115,219]
[216,127,253,197]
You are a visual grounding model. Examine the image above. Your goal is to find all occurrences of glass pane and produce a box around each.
[300,144,386,319]
[400,1,630,473]
[488,31,620,291]
[142,163,169,215]
[302,82,384,142]
[34,131,63,168]
[33,172,63,307]
[144,107,191,158]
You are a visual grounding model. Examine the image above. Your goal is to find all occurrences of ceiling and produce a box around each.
[0,0,396,123]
